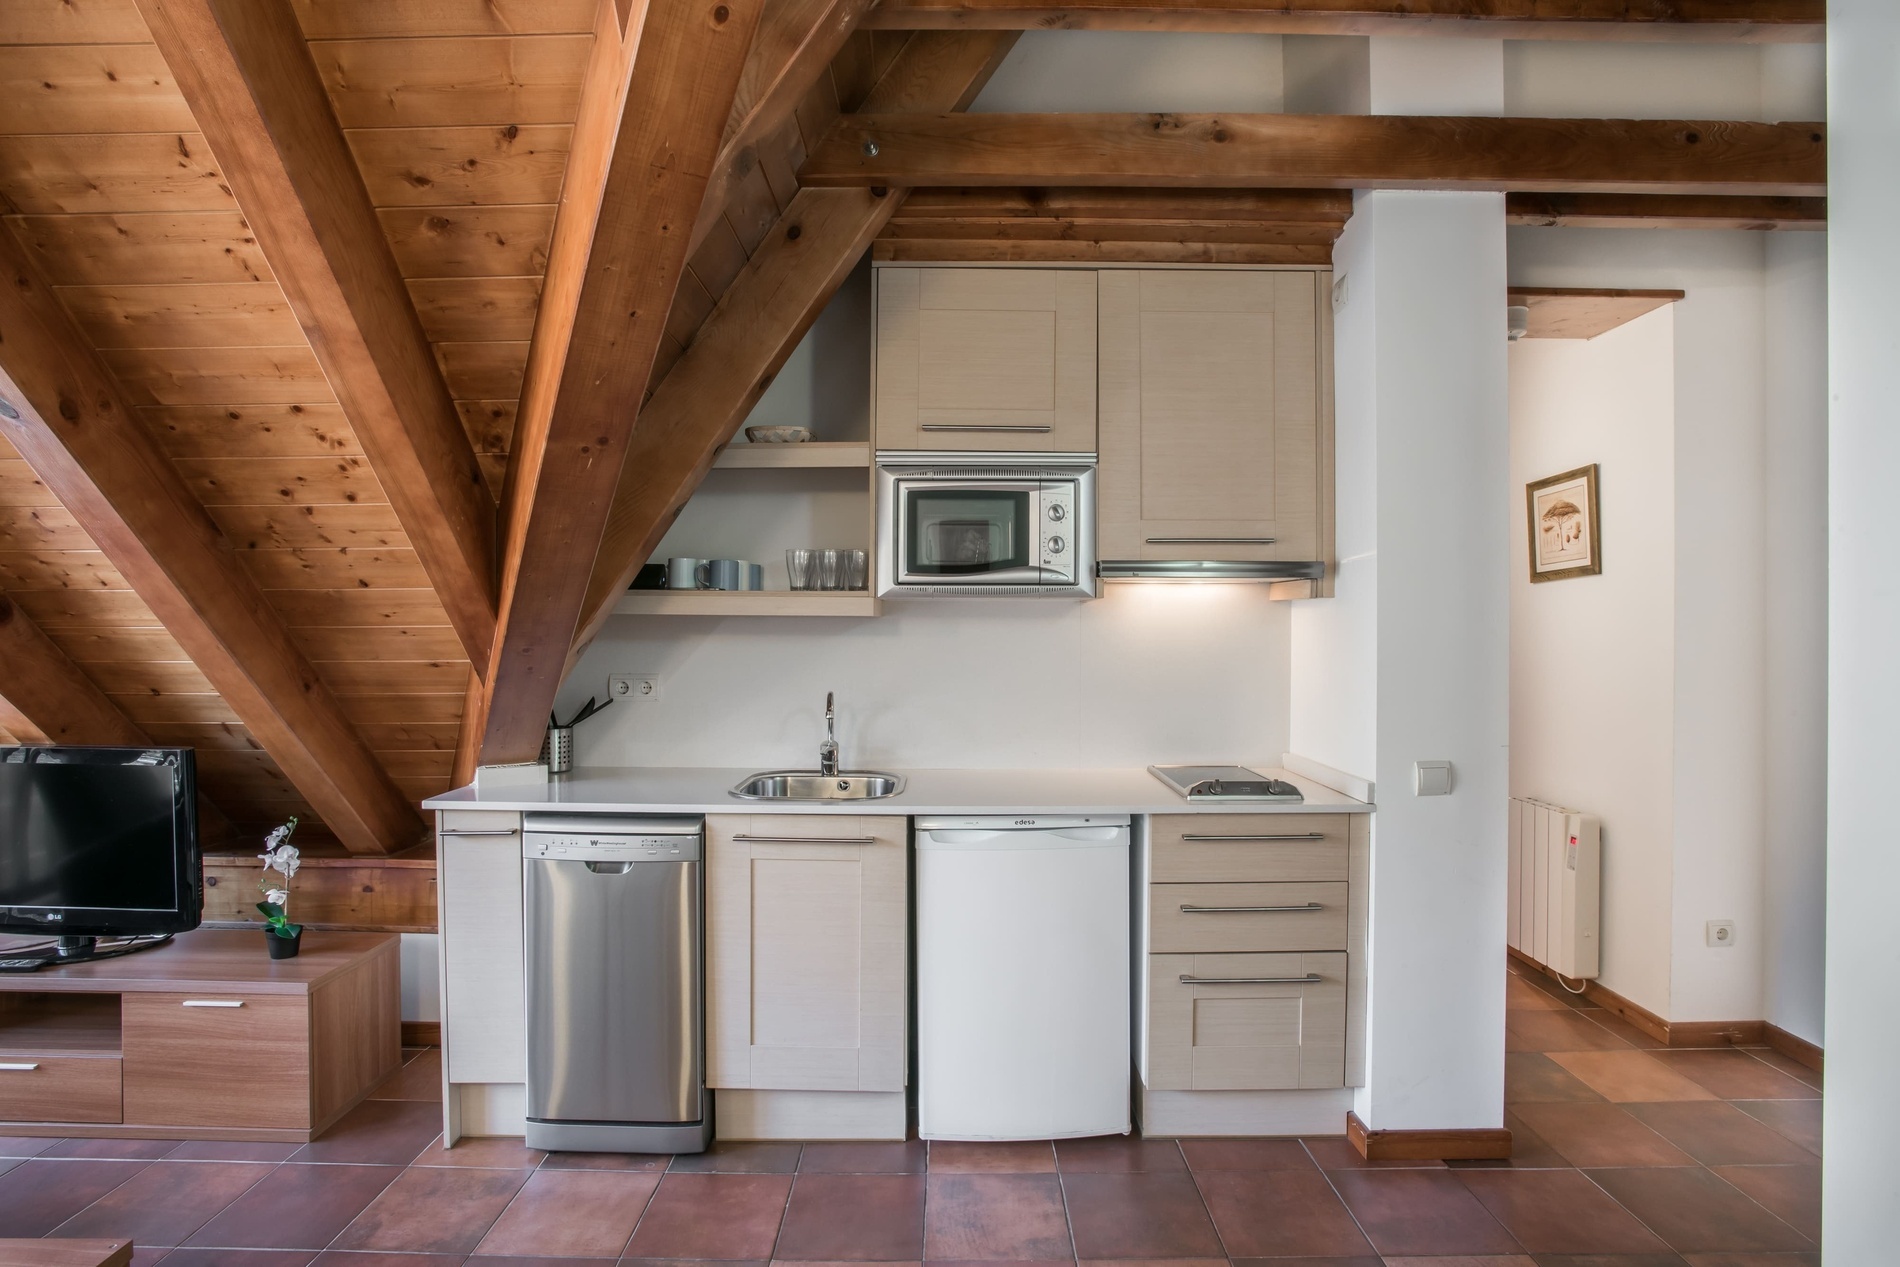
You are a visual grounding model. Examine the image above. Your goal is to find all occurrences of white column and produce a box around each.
[1825,3,1900,1258]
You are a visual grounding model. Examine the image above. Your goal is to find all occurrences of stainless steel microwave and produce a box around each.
[876,453,1098,598]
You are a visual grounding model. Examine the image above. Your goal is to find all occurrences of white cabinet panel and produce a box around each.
[437,812,524,1085]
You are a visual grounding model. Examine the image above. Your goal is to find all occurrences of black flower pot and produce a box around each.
[265,928,302,959]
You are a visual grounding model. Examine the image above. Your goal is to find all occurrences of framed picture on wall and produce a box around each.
[1526,464,1601,583]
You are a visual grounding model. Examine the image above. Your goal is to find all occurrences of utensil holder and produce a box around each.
[540,725,574,775]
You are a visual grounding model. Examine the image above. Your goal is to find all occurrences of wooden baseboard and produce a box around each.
[1765,1022,1824,1074]
[401,1021,441,1047]
[1346,1111,1511,1161]
[1508,948,1765,1049]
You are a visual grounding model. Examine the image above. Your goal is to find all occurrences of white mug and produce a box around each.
[666,557,710,590]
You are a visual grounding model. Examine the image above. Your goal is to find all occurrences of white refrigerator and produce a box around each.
[915,815,1131,1140]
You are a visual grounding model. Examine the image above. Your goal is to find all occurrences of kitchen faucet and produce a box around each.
[819,692,840,776]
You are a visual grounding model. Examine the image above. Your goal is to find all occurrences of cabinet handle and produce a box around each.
[1179,833,1326,842]
[182,999,245,1008]
[732,834,878,845]
[0,1062,40,1071]
[1180,902,1324,914]
[1145,536,1278,544]
[919,424,1053,433]
[440,829,518,837]
[1180,973,1324,986]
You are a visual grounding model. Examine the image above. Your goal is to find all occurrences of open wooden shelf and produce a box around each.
[713,441,871,470]
[0,994,122,1057]
[614,590,881,617]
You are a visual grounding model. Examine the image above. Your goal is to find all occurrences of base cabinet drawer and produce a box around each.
[123,994,310,1128]
[1151,882,1347,953]
[1147,952,1345,1091]
[1150,815,1350,883]
[0,1054,122,1123]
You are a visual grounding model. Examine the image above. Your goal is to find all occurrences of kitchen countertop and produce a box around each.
[422,765,1373,816]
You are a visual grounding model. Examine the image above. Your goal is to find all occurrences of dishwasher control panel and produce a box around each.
[525,833,702,862]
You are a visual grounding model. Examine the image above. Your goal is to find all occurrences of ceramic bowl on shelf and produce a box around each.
[744,425,812,444]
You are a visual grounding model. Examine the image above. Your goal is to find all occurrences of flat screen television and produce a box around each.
[0,747,201,965]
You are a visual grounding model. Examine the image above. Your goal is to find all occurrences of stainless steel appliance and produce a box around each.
[1148,764,1305,802]
[877,452,1097,597]
[522,812,711,1153]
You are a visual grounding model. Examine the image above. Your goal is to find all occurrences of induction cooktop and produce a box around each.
[1148,765,1305,802]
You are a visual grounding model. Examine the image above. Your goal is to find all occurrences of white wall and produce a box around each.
[971,31,1285,113]
[1508,309,1677,1017]
[1503,40,1825,120]
[1826,3,1900,1256]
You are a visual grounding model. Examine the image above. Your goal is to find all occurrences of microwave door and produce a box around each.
[896,481,1044,586]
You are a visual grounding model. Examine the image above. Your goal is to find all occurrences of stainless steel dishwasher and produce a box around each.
[522,813,711,1153]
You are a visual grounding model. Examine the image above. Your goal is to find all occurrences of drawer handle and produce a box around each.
[1179,833,1326,842]
[440,829,518,837]
[919,424,1053,433]
[732,834,878,845]
[0,1062,40,1071]
[182,1000,245,1008]
[1180,902,1325,914]
[1180,974,1324,986]
[1145,536,1278,544]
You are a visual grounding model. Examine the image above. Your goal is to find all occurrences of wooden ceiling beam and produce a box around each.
[476,0,766,764]
[0,226,421,856]
[0,594,149,749]
[802,113,1825,196]
[860,0,1822,41]
[134,0,499,670]
[572,31,1018,656]
[1505,191,1825,230]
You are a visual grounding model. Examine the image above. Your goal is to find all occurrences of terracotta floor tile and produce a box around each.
[1227,1258,1383,1267]
[54,1160,274,1245]
[1508,1103,1697,1169]
[1450,1111,1573,1172]
[475,1167,659,1257]
[1622,1104,1816,1166]
[1575,1010,1671,1050]
[1062,1172,1223,1260]
[1547,1052,1719,1103]
[921,1261,1068,1267]
[1328,1168,1523,1257]
[1730,1101,1822,1157]
[542,1150,669,1171]
[773,1172,924,1261]
[1507,1012,1634,1054]
[291,1099,444,1166]
[1508,976,1569,1011]
[333,1163,531,1254]
[1737,1047,1823,1091]
[1380,1257,1536,1267]
[1584,1168,1811,1254]
[1192,1166,1374,1258]
[621,1260,767,1267]
[1709,1165,1822,1242]
[186,1163,402,1250]
[0,1158,150,1236]
[1455,1168,1669,1254]
[1508,1052,1608,1104]
[413,1135,549,1169]
[1056,1135,1187,1172]
[475,1258,615,1267]
[668,1141,803,1174]
[625,1172,794,1260]
[166,1142,303,1163]
[0,1137,58,1157]
[308,1255,463,1267]
[798,1141,927,1174]
[1177,1138,1311,1170]
[369,1049,444,1102]
[1301,1136,1445,1169]
[1524,1256,1692,1267]
[923,1173,1072,1260]
[1651,1051,1819,1101]
[1678,1253,1819,1266]
[45,1138,184,1160]
[1073,1260,1225,1267]
[927,1141,1057,1173]
[158,1251,318,1267]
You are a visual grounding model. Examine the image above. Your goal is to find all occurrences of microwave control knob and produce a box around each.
[1047,503,1067,522]
[1047,536,1066,554]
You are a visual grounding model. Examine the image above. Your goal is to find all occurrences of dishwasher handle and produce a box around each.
[923,827,1125,845]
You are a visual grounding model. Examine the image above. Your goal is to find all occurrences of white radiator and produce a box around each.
[1507,797,1601,980]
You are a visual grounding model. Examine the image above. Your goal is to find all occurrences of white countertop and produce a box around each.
[422,765,1372,816]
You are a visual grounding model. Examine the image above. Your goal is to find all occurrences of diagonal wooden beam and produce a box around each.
[0,593,150,748]
[1505,191,1825,230]
[476,0,767,764]
[134,0,499,670]
[860,0,1823,40]
[690,0,878,257]
[0,225,421,856]
[572,31,1016,653]
[801,113,1826,196]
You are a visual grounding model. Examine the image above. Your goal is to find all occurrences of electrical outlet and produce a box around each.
[1707,919,1737,948]
[608,673,660,702]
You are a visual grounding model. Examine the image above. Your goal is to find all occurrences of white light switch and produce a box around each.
[1414,761,1453,796]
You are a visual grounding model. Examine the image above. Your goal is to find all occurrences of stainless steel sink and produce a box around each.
[729,770,906,801]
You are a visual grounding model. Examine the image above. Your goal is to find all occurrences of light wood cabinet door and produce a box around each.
[1099,269,1326,561]
[438,812,525,1085]
[123,993,311,1128]
[1147,951,1346,1091]
[707,815,907,1093]
[875,266,1097,451]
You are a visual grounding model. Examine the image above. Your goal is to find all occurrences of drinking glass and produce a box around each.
[843,549,868,591]
[786,549,815,591]
[817,549,843,591]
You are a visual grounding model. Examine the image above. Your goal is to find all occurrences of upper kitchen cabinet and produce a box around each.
[875,267,1098,452]
[1098,270,1332,566]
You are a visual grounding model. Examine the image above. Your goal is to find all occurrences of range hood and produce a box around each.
[1096,559,1326,583]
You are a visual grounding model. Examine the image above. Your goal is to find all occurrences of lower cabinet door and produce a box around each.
[0,1054,121,1123]
[1147,952,1345,1091]
[122,993,310,1128]
[707,815,907,1093]
[438,820,526,1085]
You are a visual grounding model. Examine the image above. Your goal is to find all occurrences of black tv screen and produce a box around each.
[0,747,201,938]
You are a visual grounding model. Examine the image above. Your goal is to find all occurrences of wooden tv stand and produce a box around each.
[0,930,400,1142]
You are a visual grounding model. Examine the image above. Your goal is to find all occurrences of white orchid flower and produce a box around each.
[265,888,289,906]
[275,845,301,878]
